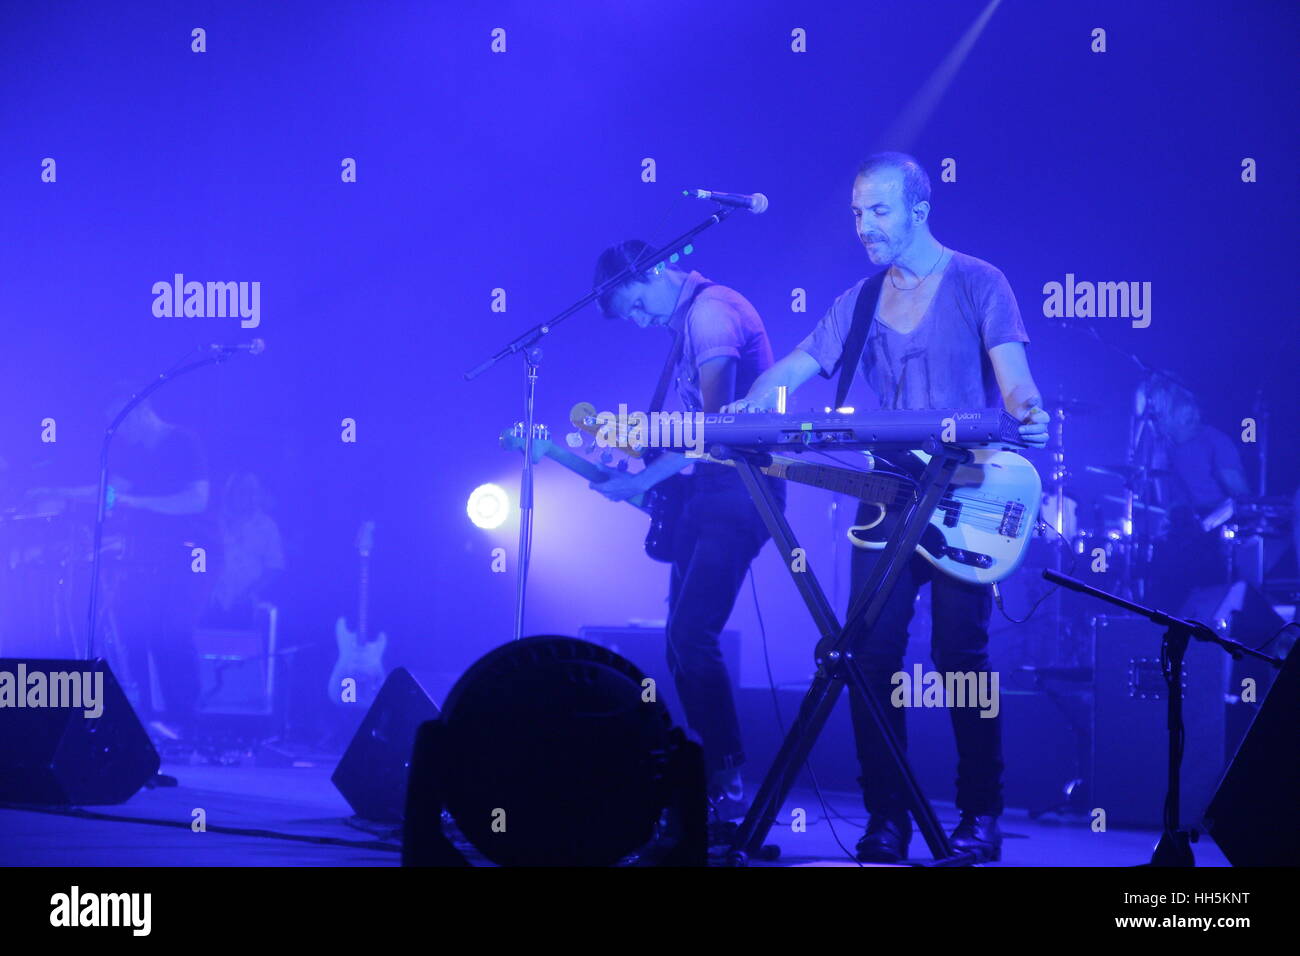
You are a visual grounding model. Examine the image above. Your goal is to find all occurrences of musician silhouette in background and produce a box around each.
[1142,377,1250,610]
[585,239,785,822]
[102,393,213,741]
[727,153,1049,863]
[33,394,213,740]
[204,472,284,628]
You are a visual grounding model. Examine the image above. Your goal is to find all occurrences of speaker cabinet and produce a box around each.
[1181,582,1287,759]
[331,667,441,823]
[0,658,159,805]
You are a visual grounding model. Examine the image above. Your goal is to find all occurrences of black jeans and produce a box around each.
[847,499,1004,817]
[666,463,782,775]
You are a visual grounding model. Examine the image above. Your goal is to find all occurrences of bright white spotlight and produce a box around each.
[467,483,510,530]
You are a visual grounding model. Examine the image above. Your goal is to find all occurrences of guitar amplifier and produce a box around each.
[1091,615,1227,828]
[577,625,741,729]
[194,604,279,717]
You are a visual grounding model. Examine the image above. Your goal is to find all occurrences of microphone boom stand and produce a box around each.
[1041,568,1281,866]
[464,205,738,641]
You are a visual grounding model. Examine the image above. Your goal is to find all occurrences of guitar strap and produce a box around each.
[642,280,717,471]
[833,270,888,411]
[647,328,685,422]
[647,280,717,416]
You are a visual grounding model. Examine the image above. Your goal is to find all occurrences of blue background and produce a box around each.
[2,0,1295,727]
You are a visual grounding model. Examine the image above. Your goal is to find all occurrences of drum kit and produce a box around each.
[0,503,84,655]
[992,379,1291,677]
[0,494,136,692]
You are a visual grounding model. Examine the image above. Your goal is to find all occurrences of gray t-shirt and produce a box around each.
[797,251,1028,410]
[669,270,774,412]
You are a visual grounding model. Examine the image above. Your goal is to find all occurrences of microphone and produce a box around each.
[683,188,769,214]
[207,339,266,356]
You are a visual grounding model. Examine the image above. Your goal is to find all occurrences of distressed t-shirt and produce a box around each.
[797,251,1028,411]
[668,270,774,412]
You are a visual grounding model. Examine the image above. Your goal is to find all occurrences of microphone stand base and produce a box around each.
[1143,828,1196,867]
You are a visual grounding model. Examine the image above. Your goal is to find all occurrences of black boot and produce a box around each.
[855,811,912,863]
[951,813,1002,862]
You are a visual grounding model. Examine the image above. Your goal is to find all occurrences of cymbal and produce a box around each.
[1047,397,1096,415]
[1101,494,1168,514]
[1086,464,1174,481]
[0,509,65,521]
[1235,495,1295,508]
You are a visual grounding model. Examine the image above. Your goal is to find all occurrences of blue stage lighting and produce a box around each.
[467,483,509,530]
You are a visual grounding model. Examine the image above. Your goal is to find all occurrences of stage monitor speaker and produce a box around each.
[1181,582,1287,758]
[331,667,441,823]
[1203,645,1299,866]
[0,658,159,805]
[1091,616,1226,829]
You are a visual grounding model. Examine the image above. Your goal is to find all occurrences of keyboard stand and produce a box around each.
[726,437,979,866]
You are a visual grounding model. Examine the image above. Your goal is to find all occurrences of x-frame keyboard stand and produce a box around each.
[725,437,979,866]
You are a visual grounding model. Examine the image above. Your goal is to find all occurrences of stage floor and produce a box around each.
[0,754,1232,867]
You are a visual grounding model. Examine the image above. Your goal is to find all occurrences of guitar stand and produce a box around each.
[725,438,980,866]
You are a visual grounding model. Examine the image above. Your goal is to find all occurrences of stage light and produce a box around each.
[402,636,707,867]
[467,483,509,529]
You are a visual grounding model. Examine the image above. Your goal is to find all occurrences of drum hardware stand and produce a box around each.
[1045,399,1072,662]
[1050,327,1178,602]
[1022,398,1093,811]
[464,205,739,641]
[1043,568,1282,866]
[1251,389,1268,498]
[1125,368,1198,602]
[1024,667,1092,819]
[1124,457,1158,603]
[724,437,980,866]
